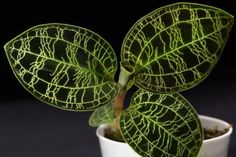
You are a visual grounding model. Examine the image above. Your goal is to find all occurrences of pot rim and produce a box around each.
[96,124,127,145]
[97,115,233,144]
[199,115,233,143]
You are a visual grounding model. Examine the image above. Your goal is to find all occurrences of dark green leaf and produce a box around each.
[121,2,234,93]
[4,23,118,111]
[120,89,203,157]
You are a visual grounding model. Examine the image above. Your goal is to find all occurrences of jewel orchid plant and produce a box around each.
[4,2,234,157]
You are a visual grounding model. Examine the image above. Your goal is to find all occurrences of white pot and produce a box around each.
[96,115,233,157]
[199,115,233,157]
[96,124,140,157]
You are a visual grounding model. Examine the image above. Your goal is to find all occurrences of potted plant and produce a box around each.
[3,2,234,157]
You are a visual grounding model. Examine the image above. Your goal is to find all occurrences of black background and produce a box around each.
[0,0,236,157]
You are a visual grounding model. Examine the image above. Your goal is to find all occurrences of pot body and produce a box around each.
[96,115,232,157]
[96,124,140,157]
[199,115,233,157]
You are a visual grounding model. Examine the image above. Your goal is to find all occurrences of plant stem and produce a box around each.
[114,90,127,131]
[113,61,135,131]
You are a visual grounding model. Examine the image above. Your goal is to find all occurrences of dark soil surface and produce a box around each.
[203,127,229,140]
[105,127,230,142]
[104,127,125,142]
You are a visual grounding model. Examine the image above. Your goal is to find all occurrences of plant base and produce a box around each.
[96,115,232,157]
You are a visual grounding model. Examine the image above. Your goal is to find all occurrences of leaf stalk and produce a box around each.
[113,61,135,130]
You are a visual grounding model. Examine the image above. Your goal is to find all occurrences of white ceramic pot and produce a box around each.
[199,115,233,157]
[96,115,233,157]
[96,124,140,157]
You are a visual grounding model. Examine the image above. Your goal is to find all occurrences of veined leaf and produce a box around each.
[4,23,118,111]
[121,2,234,93]
[120,89,203,157]
[89,101,114,127]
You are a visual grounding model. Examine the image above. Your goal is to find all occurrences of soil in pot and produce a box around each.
[104,127,125,142]
[104,126,230,142]
[203,127,229,140]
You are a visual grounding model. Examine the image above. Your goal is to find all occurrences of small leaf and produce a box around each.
[121,2,234,93]
[4,23,118,111]
[89,101,114,127]
[120,89,203,157]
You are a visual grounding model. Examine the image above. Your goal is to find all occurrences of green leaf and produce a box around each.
[121,2,234,93]
[4,23,119,111]
[120,89,203,157]
[89,101,114,127]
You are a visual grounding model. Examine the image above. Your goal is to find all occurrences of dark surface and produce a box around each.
[0,100,98,157]
[0,0,236,157]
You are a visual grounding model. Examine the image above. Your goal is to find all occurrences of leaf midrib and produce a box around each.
[11,55,115,90]
[128,100,200,156]
[139,18,230,70]
[131,15,230,69]
[12,44,112,81]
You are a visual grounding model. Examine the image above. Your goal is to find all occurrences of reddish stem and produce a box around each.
[114,90,127,131]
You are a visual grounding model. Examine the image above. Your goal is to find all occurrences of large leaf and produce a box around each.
[121,2,234,93]
[120,89,203,157]
[4,23,118,111]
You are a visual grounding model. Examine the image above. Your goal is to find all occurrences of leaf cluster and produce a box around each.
[4,2,234,157]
